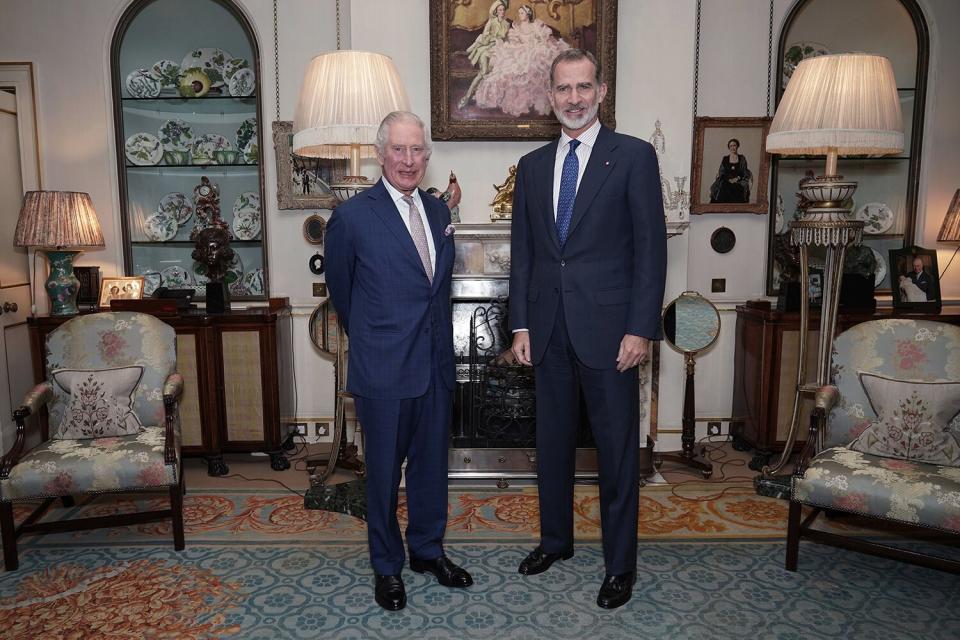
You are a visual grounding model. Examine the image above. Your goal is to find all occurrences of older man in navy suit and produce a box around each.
[325,111,472,611]
[509,49,667,609]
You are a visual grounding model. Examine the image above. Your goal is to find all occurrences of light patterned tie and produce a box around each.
[401,195,434,283]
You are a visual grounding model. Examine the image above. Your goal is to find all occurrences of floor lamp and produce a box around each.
[758,54,904,492]
[293,50,410,203]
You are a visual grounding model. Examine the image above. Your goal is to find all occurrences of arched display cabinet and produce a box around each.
[111,0,268,301]
[766,0,929,296]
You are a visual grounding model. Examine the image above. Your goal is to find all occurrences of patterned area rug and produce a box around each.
[2,485,958,639]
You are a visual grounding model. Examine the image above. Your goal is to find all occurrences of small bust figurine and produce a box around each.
[191,225,235,283]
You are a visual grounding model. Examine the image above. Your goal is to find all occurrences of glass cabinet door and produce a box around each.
[112,0,267,300]
[767,0,928,296]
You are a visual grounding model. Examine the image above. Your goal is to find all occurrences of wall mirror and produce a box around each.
[656,291,720,477]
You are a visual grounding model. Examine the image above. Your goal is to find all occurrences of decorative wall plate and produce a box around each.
[191,134,232,165]
[782,42,830,88]
[140,271,162,296]
[157,192,193,226]
[855,202,894,234]
[223,57,249,81]
[233,191,260,218]
[158,119,194,152]
[232,212,261,240]
[180,48,232,87]
[241,268,264,296]
[236,118,257,152]
[161,265,193,288]
[151,59,180,89]
[228,68,255,97]
[143,212,177,241]
[124,132,163,166]
[125,69,161,98]
[710,227,736,254]
[870,247,887,287]
[240,137,258,164]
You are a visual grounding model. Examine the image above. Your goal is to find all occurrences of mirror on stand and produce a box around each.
[655,291,720,478]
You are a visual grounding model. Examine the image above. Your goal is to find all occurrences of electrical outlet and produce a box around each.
[707,421,722,436]
[313,282,327,297]
[289,422,308,436]
[315,422,330,437]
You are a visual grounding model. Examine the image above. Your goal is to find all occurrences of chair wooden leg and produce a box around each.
[1,502,18,571]
[786,500,802,572]
[170,476,185,551]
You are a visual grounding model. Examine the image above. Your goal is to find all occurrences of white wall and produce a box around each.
[1,0,957,444]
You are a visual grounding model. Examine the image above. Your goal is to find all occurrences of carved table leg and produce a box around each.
[205,455,229,477]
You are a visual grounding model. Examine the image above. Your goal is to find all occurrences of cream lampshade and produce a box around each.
[14,190,105,316]
[293,50,410,201]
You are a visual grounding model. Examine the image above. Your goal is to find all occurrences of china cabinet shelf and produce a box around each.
[124,163,259,169]
[132,240,263,246]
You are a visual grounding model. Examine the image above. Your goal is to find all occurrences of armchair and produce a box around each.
[0,312,184,570]
[787,318,960,573]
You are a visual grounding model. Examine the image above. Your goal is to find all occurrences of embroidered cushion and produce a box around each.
[51,366,144,439]
[849,372,960,465]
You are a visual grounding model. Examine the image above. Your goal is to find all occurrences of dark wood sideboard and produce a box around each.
[27,299,294,476]
[731,300,960,470]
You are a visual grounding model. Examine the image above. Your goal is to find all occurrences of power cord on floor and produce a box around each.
[215,434,313,498]
[656,434,760,502]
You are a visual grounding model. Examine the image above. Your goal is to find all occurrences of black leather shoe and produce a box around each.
[410,555,473,588]
[596,571,636,609]
[374,574,406,611]
[517,545,574,575]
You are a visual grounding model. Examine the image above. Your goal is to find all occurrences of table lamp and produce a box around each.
[293,50,410,203]
[761,53,903,481]
[937,189,960,278]
[14,190,105,316]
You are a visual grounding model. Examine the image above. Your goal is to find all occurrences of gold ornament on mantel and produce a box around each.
[490,164,517,221]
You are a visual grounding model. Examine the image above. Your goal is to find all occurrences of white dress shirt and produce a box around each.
[382,178,437,269]
[552,118,601,219]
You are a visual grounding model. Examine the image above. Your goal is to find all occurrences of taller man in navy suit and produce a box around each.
[509,50,667,609]
[325,111,472,611]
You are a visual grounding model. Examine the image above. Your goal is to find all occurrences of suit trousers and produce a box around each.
[534,298,640,575]
[354,360,451,575]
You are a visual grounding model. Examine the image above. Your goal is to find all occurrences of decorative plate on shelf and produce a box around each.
[157,192,193,226]
[161,265,194,289]
[140,271,162,296]
[782,42,830,89]
[228,68,255,97]
[236,118,257,153]
[855,202,894,234]
[125,69,161,98]
[870,248,887,287]
[241,268,264,296]
[180,48,232,87]
[151,59,181,89]
[233,191,260,218]
[124,132,163,166]
[143,212,178,241]
[191,134,232,165]
[233,211,261,240]
[223,57,249,82]
[158,119,194,152]
[240,137,259,164]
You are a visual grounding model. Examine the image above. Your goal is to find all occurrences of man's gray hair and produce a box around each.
[549,49,602,87]
[374,111,433,157]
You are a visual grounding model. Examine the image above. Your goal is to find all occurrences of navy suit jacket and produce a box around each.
[325,180,456,399]
[509,125,667,369]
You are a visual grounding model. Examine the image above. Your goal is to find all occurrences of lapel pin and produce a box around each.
[604,161,610,166]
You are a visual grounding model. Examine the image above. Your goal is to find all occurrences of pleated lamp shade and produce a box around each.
[293,50,410,159]
[14,191,105,248]
[938,190,960,243]
[767,53,903,156]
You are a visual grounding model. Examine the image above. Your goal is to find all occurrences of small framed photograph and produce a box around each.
[272,121,347,210]
[99,276,145,308]
[691,116,771,214]
[889,246,941,311]
[73,266,101,307]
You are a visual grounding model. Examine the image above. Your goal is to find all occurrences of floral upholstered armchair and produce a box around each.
[0,312,185,571]
[787,318,960,573]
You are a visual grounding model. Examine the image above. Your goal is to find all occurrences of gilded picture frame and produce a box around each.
[429,0,618,141]
[272,121,347,210]
[690,116,771,215]
[98,276,145,308]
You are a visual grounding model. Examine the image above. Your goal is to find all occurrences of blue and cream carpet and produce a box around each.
[1,485,958,639]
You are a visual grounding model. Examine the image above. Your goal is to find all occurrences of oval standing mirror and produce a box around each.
[656,291,721,478]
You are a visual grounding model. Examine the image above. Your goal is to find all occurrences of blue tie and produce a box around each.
[556,139,580,247]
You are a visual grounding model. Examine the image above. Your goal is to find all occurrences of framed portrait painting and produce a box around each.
[99,276,144,308]
[272,121,347,210]
[429,0,618,140]
[889,246,941,312]
[691,117,771,214]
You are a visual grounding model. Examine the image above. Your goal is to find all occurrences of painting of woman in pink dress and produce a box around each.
[473,4,571,117]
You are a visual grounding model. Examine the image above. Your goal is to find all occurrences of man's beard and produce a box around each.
[555,100,599,131]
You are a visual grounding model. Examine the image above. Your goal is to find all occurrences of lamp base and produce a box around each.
[43,250,83,316]
[330,175,374,203]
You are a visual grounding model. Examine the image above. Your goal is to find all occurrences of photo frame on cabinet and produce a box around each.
[690,117,771,214]
[889,246,941,312]
[428,0,618,140]
[273,121,347,210]
[99,276,145,308]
